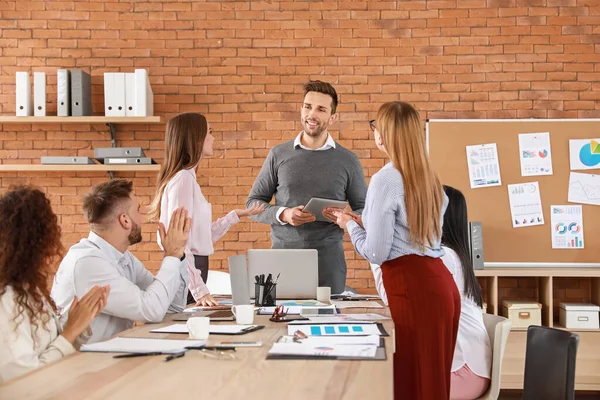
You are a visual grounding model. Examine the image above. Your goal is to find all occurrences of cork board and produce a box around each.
[427,119,600,263]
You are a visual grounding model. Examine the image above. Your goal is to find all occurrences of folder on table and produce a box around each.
[33,72,46,116]
[57,69,70,116]
[70,70,92,116]
[16,72,32,116]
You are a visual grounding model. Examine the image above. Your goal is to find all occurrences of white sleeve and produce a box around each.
[72,255,185,323]
[0,295,75,382]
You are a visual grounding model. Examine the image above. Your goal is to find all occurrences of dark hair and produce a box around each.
[303,80,338,114]
[82,179,134,225]
[0,186,63,333]
[441,185,483,307]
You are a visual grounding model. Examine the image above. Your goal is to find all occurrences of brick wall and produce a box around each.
[1,0,599,293]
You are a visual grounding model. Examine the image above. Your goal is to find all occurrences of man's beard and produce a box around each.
[303,119,327,137]
[128,221,143,245]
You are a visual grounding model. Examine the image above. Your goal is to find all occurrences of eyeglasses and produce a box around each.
[271,305,288,321]
[292,330,308,343]
[369,120,376,132]
[199,348,237,360]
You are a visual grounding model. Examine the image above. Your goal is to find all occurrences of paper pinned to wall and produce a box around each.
[466,143,502,189]
[518,132,553,176]
[568,171,600,206]
[569,139,600,171]
[508,182,544,228]
[550,205,584,249]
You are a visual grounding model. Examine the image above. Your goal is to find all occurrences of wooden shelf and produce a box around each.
[553,323,600,333]
[475,268,600,278]
[0,116,162,124]
[0,164,160,172]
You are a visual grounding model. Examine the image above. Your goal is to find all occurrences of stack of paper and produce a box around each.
[330,300,383,309]
[288,324,383,337]
[268,335,381,359]
[150,324,259,335]
[81,337,204,354]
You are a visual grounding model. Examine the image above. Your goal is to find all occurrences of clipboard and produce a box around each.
[150,324,265,336]
[266,338,387,361]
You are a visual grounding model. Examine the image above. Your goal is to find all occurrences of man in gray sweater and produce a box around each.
[247,81,367,294]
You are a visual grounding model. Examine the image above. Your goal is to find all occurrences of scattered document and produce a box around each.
[276,300,326,307]
[268,343,378,358]
[288,324,382,336]
[81,337,204,354]
[278,334,381,346]
[568,172,600,206]
[330,300,383,309]
[550,205,584,249]
[289,314,390,325]
[518,132,553,176]
[569,139,600,171]
[508,182,544,228]
[466,143,502,188]
[150,324,258,335]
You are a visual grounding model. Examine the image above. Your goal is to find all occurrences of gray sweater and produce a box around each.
[247,140,367,248]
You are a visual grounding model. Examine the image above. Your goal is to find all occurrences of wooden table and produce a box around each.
[0,307,394,399]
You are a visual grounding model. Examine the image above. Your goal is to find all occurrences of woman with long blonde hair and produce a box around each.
[149,113,263,306]
[333,102,460,399]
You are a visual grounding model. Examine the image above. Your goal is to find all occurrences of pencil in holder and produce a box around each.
[254,283,276,307]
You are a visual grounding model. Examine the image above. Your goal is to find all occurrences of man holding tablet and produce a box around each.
[246,80,367,294]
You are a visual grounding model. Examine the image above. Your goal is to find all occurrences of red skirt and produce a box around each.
[381,254,461,400]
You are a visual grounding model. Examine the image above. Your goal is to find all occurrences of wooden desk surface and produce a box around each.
[0,307,394,400]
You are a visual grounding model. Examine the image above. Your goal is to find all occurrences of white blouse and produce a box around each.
[0,286,86,383]
[370,247,491,378]
[158,168,239,300]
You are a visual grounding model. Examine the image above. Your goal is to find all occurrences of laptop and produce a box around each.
[173,255,251,322]
[247,249,318,299]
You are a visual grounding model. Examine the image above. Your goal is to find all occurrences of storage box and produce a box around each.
[559,303,600,330]
[502,300,542,329]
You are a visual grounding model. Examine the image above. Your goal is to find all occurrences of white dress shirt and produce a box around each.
[276,131,337,224]
[369,247,491,377]
[51,232,188,343]
[0,286,87,383]
[158,168,240,300]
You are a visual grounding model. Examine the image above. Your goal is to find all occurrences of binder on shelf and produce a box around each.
[16,72,33,116]
[134,69,153,117]
[71,70,92,116]
[103,157,155,165]
[33,72,46,116]
[103,72,126,117]
[41,156,95,165]
[469,221,484,270]
[57,69,70,116]
[124,73,135,116]
[94,147,145,160]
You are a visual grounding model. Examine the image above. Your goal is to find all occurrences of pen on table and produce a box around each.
[113,352,163,358]
[185,345,236,351]
[164,351,186,362]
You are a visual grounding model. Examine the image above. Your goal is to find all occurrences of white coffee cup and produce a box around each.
[187,317,210,340]
[232,304,255,325]
[317,286,331,303]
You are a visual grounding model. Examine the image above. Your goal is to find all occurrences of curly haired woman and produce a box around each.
[0,186,109,383]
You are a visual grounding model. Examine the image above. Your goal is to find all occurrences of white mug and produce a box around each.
[317,286,331,303]
[186,317,210,340]
[232,304,255,325]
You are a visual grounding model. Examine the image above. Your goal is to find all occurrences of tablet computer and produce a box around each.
[303,197,349,222]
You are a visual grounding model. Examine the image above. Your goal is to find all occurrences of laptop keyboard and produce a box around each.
[207,310,234,319]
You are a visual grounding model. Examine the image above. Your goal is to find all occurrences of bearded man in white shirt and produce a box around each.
[51,179,191,343]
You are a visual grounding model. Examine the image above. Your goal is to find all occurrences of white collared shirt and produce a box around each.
[276,131,337,223]
[51,232,188,343]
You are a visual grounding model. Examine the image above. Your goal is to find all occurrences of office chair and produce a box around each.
[476,314,512,400]
[522,325,579,400]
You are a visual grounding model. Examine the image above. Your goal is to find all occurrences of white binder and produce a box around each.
[33,72,46,116]
[57,69,70,116]
[104,72,126,116]
[16,72,32,116]
[134,69,153,116]
[124,72,135,116]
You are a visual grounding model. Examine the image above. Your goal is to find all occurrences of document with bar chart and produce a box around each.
[508,182,544,228]
[550,205,584,249]
[466,143,502,189]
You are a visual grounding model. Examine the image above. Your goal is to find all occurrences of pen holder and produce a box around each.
[255,283,276,307]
